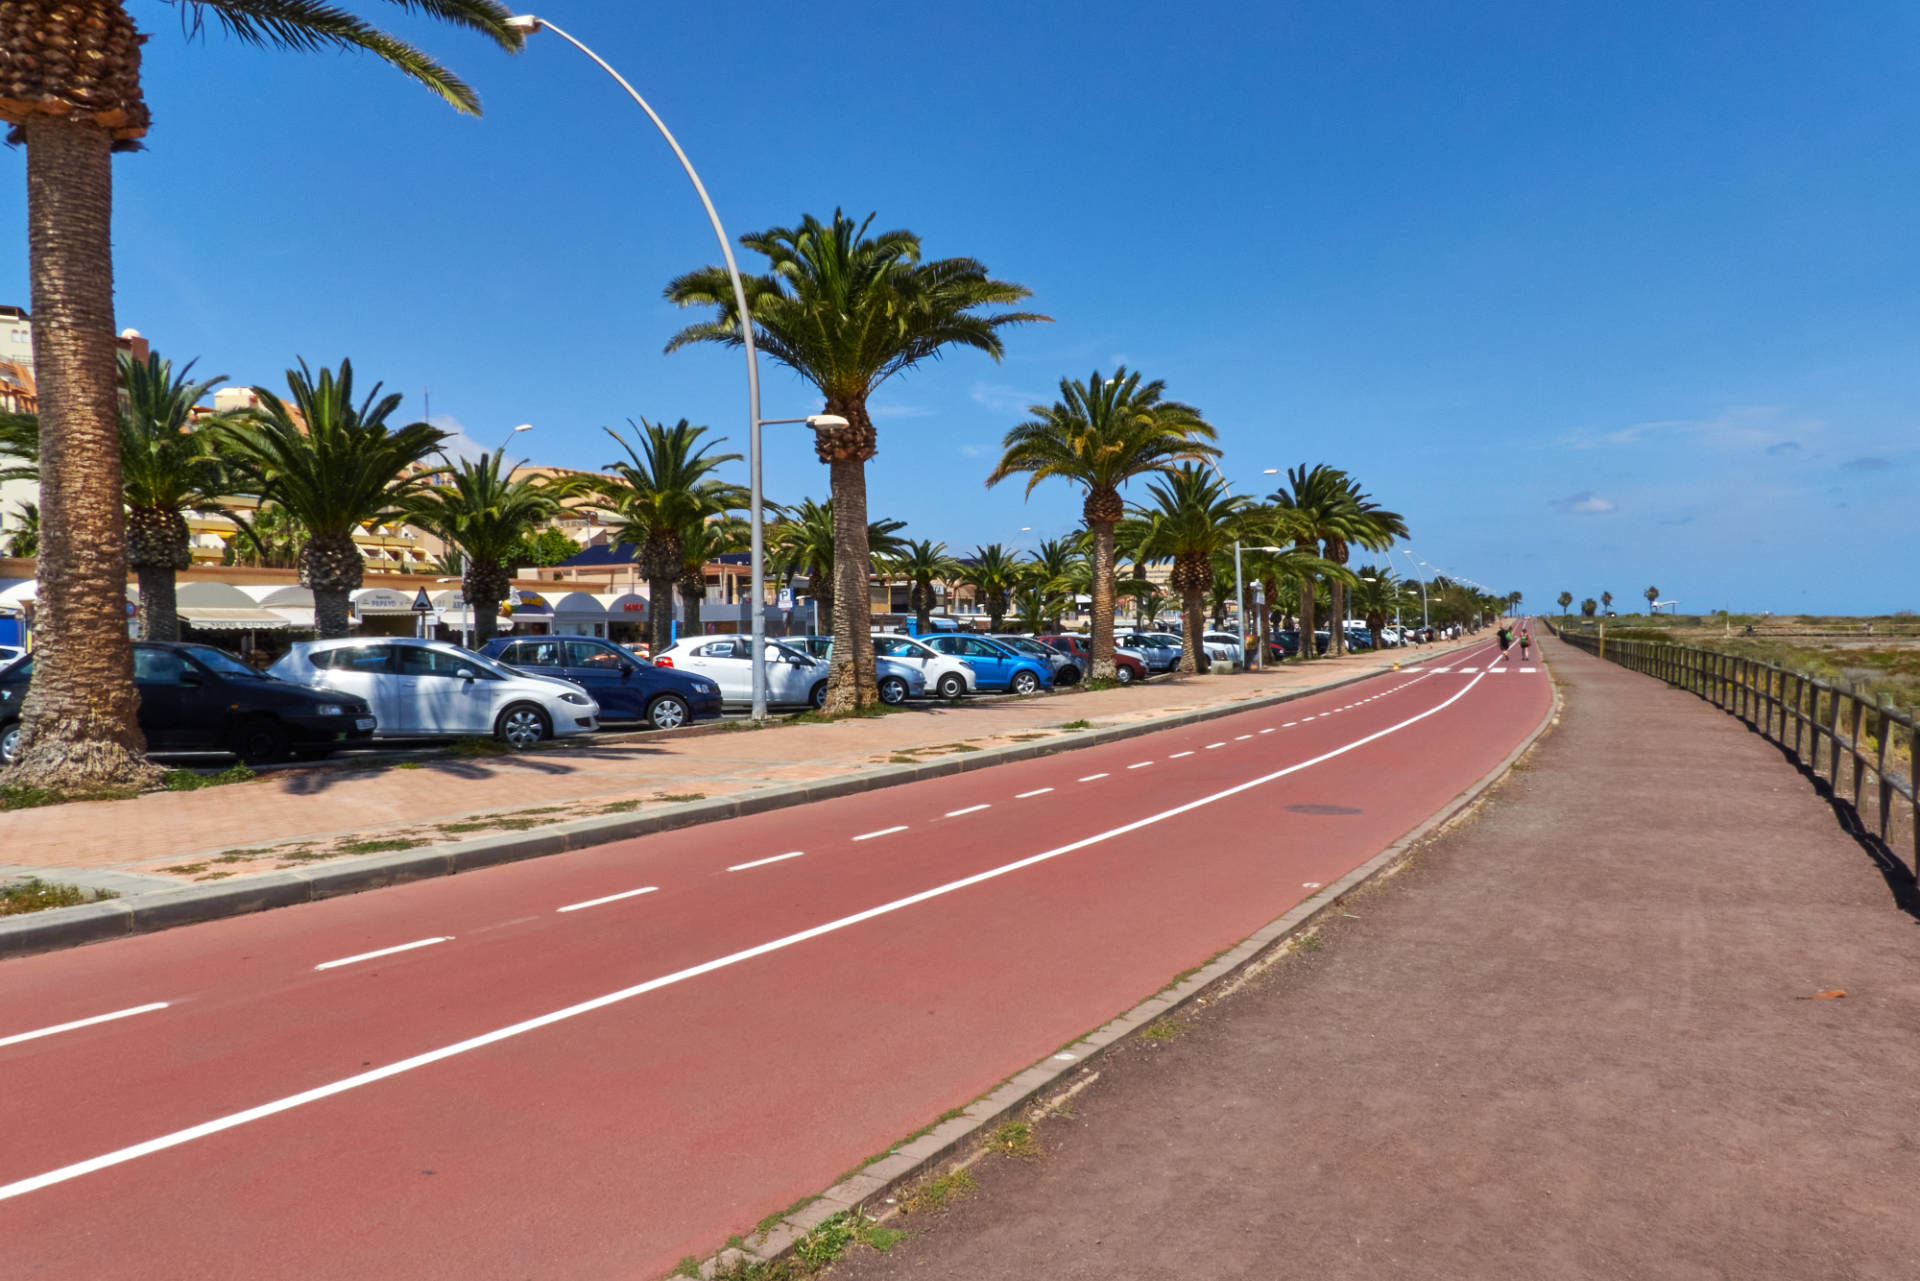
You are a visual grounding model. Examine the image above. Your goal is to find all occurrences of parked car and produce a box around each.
[0,644,24,669]
[654,635,830,709]
[917,633,1054,694]
[270,638,596,749]
[480,635,721,730]
[772,635,929,704]
[1201,632,1246,671]
[2,641,377,767]
[1343,630,1374,652]
[989,633,1080,685]
[870,632,976,699]
[1121,631,1212,674]
[1035,634,1147,685]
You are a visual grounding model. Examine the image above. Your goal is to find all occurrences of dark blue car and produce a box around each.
[481,636,723,730]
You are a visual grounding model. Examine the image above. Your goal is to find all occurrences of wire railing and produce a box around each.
[1551,626,1919,878]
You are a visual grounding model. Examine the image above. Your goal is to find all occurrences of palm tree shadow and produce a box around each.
[274,741,667,795]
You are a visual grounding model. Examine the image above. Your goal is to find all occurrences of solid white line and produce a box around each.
[853,825,908,842]
[1015,788,1054,799]
[556,887,659,913]
[0,1002,170,1050]
[1077,773,1109,782]
[727,852,804,872]
[1128,761,1153,769]
[944,804,991,818]
[1169,750,1194,759]
[313,938,452,970]
[0,665,1490,1205]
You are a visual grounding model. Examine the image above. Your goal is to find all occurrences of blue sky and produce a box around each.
[3,1,1913,613]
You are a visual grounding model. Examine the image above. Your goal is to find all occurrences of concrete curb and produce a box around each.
[700,647,1564,1277]
[0,647,1476,962]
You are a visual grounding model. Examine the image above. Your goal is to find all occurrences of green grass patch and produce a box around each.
[988,1119,1040,1159]
[159,862,209,876]
[448,737,508,757]
[1141,1018,1189,1042]
[1057,719,1094,730]
[888,754,921,765]
[903,1169,976,1215]
[1007,732,1051,742]
[337,837,421,856]
[195,871,235,881]
[755,1193,819,1238]
[216,848,268,862]
[0,879,119,916]
[594,799,643,814]
[436,820,494,834]
[654,792,706,803]
[161,764,255,791]
[393,761,424,770]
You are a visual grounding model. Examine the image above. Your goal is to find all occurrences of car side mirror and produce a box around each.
[455,667,477,681]
[620,665,635,678]
[178,671,202,687]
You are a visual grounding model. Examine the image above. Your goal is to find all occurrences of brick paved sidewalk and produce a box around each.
[833,632,1920,1281]
[1,643,1464,891]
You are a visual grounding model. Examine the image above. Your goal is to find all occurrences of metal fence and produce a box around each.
[1553,627,1919,878]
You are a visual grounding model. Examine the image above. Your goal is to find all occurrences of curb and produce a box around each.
[697,645,1563,1276]
[0,646,1478,961]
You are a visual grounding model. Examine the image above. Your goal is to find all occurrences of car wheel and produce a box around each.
[1010,670,1040,695]
[495,703,551,749]
[1056,665,1081,687]
[236,717,290,766]
[809,681,828,710]
[936,672,967,699]
[0,720,19,766]
[647,694,690,731]
[878,676,908,705]
[1114,664,1136,686]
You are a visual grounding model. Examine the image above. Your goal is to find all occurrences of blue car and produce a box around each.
[480,635,723,730]
[918,633,1054,695]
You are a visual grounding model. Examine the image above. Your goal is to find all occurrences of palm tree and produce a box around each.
[889,538,960,633]
[0,4,521,789]
[1645,585,1660,614]
[1557,591,1574,616]
[595,419,742,656]
[1268,465,1354,659]
[1581,597,1598,618]
[408,450,584,648]
[218,360,448,638]
[223,503,303,569]
[1026,535,1087,631]
[767,498,906,634]
[665,210,1045,712]
[1601,591,1614,614]
[1321,476,1406,657]
[4,501,39,557]
[1350,566,1400,650]
[1131,465,1254,673]
[960,543,1025,631]
[677,508,750,637]
[988,369,1216,681]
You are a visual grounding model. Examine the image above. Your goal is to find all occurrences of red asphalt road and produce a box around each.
[0,639,1545,1280]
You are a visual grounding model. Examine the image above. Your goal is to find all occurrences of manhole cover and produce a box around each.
[1284,803,1362,815]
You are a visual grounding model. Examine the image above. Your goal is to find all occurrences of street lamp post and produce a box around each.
[508,15,836,720]
[1401,549,1429,631]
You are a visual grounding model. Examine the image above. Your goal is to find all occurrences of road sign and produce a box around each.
[411,588,434,613]
[777,587,794,610]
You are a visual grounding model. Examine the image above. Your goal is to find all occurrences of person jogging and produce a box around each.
[1495,625,1514,663]
[1519,628,1532,661]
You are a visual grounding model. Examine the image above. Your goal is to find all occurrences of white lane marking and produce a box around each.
[1259,728,1275,734]
[1406,666,1423,671]
[1488,667,1508,674]
[1520,667,1537,673]
[1205,742,1226,749]
[727,852,803,872]
[314,938,453,970]
[1458,666,1478,673]
[1432,668,1451,673]
[1015,788,1054,799]
[1128,761,1153,769]
[1170,750,1194,759]
[0,666,1490,1205]
[853,825,908,842]
[556,887,659,913]
[944,804,990,818]
[1235,734,1252,741]
[1053,1051,1077,1061]
[1077,773,1109,782]
[1283,721,1298,727]
[1303,881,1322,889]
[0,1002,171,1050]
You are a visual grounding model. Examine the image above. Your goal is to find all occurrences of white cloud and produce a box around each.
[1550,491,1617,515]
[428,414,486,463]
[970,381,1042,415]
[1558,406,1823,455]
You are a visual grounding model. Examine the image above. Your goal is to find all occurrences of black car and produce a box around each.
[0,642,377,767]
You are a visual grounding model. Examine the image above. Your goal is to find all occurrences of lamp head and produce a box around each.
[504,14,542,33]
[807,414,850,430]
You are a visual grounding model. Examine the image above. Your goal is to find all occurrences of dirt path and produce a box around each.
[833,633,1920,1281]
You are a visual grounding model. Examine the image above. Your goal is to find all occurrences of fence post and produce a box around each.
[1850,693,1865,805]
[1874,697,1892,839]
[1826,686,1843,790]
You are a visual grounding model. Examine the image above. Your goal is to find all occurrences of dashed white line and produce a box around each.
[944,804,990,818]
[853,825,908,842]
[1128,761,1153,769]
[1015,788,1054,799]
[1459,666,1478,673]
[1205,742,1226,749]
[557,887,658,913]
[1283,721,1298,727]
[1302,881,1322,889]
[0,1002,171,1050]
[727,852,803,872]
[1077,773,1109,782]
[1235,734,1252,741]
[314,937,453,969]
[1259,728,1275,734]
[1170,750,1194,759]
[1520,667,1537,673]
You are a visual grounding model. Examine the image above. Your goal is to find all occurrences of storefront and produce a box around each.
[505,590,553,635]
[350,586,425,637]
[550,591,611,638]
[175,581,301,661]
[429,589,516,645]
[597,591,648,643]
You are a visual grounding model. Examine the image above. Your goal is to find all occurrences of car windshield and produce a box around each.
[183,646,265,678]
[770,641,813,662]
[416,645,517,680]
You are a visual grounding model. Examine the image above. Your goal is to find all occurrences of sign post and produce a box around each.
[411,587,434,640]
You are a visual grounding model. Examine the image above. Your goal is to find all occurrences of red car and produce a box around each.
[1036,634,1147,685]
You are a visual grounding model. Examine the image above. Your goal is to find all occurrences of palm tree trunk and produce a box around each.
[820,403,878,713]
[680,570,704,637]
[134,564,178,643]
[7,118,158,789]
[913,581,932,634]
[649,573,677,650]
[1178,590,1204,674]
[1085,501,1119,682]
[313,588,352,638]
[1296,571,1317,660]
[465,562,510,649]
[302,534,362,641]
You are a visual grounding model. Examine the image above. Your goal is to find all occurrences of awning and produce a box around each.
[178,606,298,631]
[437,607,515,630]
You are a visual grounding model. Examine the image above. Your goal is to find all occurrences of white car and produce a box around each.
[872,632,976,699]
[779,635,930,705]
[270,638,599,749]
[655,636,830,709]
[1201,632,1246,670]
